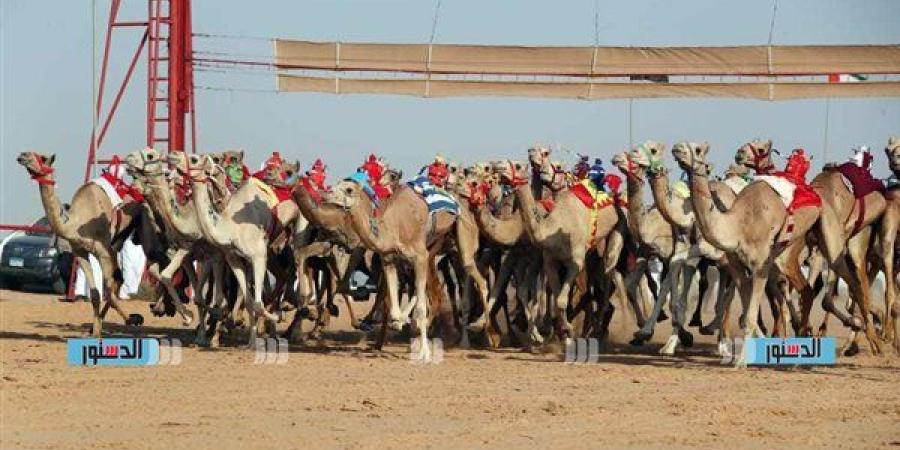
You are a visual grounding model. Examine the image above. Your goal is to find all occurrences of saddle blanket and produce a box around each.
[408,175,459,215]
[249,177,292,207]
[837,163,885,199]
[91,176,124,208]
[723,176,749,195]
[755,175,821,211]
[670,180,691,199]
[568,179,616,210]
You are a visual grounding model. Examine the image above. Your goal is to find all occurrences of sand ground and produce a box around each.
[1,289,899,450]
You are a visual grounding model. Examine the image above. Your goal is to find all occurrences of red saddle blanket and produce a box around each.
[100,172,144,202]
[837,163,885,199]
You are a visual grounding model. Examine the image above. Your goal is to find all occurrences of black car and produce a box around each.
[0,218,74,294]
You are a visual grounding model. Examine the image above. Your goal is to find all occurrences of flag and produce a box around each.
[828,74,867,83]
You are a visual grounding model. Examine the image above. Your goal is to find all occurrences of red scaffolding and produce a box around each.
[1,0,196,297]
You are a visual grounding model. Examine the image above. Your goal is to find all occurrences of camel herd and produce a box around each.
[15,136,900,366]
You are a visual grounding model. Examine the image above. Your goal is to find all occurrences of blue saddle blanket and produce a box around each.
[407,175,459,215]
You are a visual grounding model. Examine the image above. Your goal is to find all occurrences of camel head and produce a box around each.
[17,151,57,185]
[672,141,711,176]
[611,152,644,182]
[221,150,245,166]
[379,166,403,189]
[736,139,774,173]
[886,137,900,175]
[167,151,205,177]
[445,161,461,187]
[124,147,166,178]
[327,179,364,211]
[527,145,550,170]
[492,160,528,186]
[630,140,667,177]
[281,160,301,185]
[452,166,485,207]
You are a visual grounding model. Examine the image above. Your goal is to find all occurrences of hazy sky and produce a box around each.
[2,0,899,227]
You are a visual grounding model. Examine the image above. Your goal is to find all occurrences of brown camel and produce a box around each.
[17,151,143,335]
[740,142,888,354]
[875,137,900,351]
[497,158,622,343]
[326,176,491,360]
[673,142,822,366]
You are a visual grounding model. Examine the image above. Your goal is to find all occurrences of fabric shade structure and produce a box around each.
[274,40,900,76]
[277,75,900,100]
[272,39,900,100]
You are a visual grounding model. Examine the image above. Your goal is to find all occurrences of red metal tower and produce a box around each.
[87,0,195,180]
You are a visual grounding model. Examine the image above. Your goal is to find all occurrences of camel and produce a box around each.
[496,157,623,344]
[17,151,143,335]
[739,141,888,354]
[878,137,900,350]
[124,148,236,346]
[454,166,545,345]
[187,154,282,346]
[632,142,747,354]
[326,174,491,360]
[611,150,693,351]
[673,142,823,366]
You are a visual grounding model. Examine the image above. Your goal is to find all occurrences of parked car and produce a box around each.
[0,217,74,294]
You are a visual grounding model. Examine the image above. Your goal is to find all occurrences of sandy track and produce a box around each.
[1,289,899,450]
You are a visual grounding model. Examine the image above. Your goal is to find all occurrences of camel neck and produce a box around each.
[514,183,548,245]
[191,180,232,247]
[147,175,199,241]
[624,174,646,242]
[346,195,391,254]
[687,171,737,252]
[475,206,523,247]
[37,182,76,242]
[649,173,693,232]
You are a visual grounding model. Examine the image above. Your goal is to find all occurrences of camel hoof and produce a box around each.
[389,320,405,332]
[633,329,653,342]
[327,303,339,317]
[297,307,311,319]
[688,315,703,328]
[629,337,646,347]
[357,319,376,333]
[677,328,694,348]
[699,324,717,336]
[126,314,144,327]
[181,310,196,327]
[466,319,486,333]
[659,335,679,355]
[657,311,668,323]
[717,340,732,359]
[842,341,860,357]
[798,326,813,337]
[149,303,165,317]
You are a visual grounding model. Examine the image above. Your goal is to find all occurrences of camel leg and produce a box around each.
[94,247,134,325]
[468,251,514,333]
[381,262,404,330]
[157,248,196,326]
[735,269,767,367]
[554,259,582,342]
[847,229,882,355]
[634,259,679,344]
[409,256,432,362]
[75,251,103,336]
[661,258,695,355]
[689,258,711,327]
[203,256,226,347]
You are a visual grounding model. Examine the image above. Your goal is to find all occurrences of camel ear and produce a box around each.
[700,142,710,154]
[47,154,56,166]
[765,140,773,151]
[239,150,245,161]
